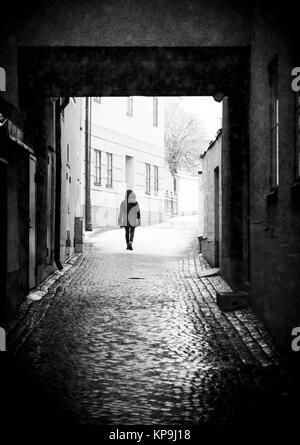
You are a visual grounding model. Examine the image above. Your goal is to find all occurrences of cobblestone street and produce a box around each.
[5,217,297,426]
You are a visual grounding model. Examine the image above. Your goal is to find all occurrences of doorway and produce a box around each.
[214,166,220,267]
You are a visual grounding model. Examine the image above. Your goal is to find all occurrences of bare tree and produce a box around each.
[165,104,209,176]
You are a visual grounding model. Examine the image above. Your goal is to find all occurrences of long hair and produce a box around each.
[125,189,133,202]
[126,189,137,204]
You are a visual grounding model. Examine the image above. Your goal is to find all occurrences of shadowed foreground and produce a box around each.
[4,217,298,427]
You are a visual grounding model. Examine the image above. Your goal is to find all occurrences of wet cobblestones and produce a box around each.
[6,241,295,425]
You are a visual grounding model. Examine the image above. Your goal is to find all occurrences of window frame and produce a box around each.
[126,97,133,117]
[66,143,70,165]
[94,149,102,185]
[154,165,159,194]
[153,97,158,127]
[145,163,151,194]
[269,56,279,190]
[106,152,113,187]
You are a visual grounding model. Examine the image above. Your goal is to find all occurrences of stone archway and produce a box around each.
[18,45,250,291]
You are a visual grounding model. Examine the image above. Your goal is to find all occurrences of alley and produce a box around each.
[5,217,294,426]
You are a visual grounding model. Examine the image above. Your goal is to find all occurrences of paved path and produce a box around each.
[5,216,295,426]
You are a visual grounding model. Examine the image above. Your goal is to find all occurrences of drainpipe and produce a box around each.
[85,97,92,231]
[54,97,69,270]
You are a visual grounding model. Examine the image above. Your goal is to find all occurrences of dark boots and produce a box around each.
[125,227,135,250]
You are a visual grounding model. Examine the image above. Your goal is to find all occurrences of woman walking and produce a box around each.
[118,190,141,250]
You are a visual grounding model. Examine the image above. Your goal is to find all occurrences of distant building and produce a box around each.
[176,171,198,216]
[89,97,165,227]
[164,168,198,217]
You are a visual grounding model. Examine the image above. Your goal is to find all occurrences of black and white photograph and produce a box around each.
[0,0,300,439]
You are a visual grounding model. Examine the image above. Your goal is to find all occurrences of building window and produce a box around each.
[295,92,300,179]
[154,165,159,193]
[126,97,133,116]
[95,149,101,185]
[145,163,151,194]
[94,97,101,104]
[269,56,279,189]
[153,97,158,127]
[106,152,113,187]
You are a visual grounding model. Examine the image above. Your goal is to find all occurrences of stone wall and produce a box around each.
[249,7,300,350]
[201,131,222,267]
[1,137,29,321]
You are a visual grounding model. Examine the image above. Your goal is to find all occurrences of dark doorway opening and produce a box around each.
[214,166,220,267]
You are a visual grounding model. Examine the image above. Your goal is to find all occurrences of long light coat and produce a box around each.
[118,195,141,228]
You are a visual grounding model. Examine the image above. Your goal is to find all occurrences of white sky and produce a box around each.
[165,96,222,141]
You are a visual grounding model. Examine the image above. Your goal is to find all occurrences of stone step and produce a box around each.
[216,291,250,311]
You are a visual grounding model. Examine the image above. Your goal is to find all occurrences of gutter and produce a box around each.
[85,97,92,231]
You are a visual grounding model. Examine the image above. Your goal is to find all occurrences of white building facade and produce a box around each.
[164,167,198,217]
[176,171,198,216]
[89,96,165,227]
[60,98,85,260]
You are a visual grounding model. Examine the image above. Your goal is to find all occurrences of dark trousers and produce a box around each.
[125,227,135,244]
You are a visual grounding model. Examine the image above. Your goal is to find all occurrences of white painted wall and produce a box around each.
[200,132,222,266]
[91,97,164,147]
[89,97,165,227]
[198,158,204,236]
[176,172,199,216]
[60,97,84,259]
